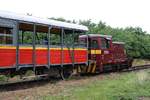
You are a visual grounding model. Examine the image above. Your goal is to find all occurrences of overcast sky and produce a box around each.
[0,0,150,33]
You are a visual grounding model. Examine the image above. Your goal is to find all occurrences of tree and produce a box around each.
[48,17,150,58]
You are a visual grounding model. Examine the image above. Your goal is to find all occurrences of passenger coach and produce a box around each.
[0,11,88,79]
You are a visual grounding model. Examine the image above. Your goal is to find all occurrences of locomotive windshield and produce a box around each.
[91,40,99,49]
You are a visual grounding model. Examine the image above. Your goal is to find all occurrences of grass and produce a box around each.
[41,70,150,100]
[0,75,8,82]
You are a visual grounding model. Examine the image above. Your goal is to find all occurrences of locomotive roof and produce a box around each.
[113,42,125,44]
[0,11,88,31]
[80,34,112,39]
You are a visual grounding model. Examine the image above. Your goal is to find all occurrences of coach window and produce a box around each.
[0,27,13,44]
[19,31,33,45]
[35,32,47,45]
[101,38,110,49]
[19,23,49,45]
[64,30,76,48]
[50,33,61,45]
[91,40,98,49]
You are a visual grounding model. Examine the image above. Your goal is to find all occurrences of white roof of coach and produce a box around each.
[0,11,88,31]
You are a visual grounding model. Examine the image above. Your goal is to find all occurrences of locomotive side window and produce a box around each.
[101,38,110,49]
[0,27,13,44]
[91,40,98,49]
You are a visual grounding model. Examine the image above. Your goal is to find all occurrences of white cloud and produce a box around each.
[0,0,150,33]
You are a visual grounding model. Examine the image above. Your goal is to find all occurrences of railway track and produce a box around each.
[122,64,150,72]
[0,64,150,89]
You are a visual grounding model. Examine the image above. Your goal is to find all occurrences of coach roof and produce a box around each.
[0,11,88,31]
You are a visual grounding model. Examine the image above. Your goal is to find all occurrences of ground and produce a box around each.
[0,69,150,100]
[0,59,150,100]
[132,59,150,66]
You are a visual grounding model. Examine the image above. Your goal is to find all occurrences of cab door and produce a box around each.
[89,38,102,71]
[100,37,113,65]
[90,38,99,60]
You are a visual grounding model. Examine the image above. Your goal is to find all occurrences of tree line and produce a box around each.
[50,18,150,59]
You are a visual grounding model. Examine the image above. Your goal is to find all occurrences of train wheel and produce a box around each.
[59,67,73,80]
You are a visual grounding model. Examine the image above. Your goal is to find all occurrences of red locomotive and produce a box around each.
[79,34,132,73]
[0,11,132,80]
